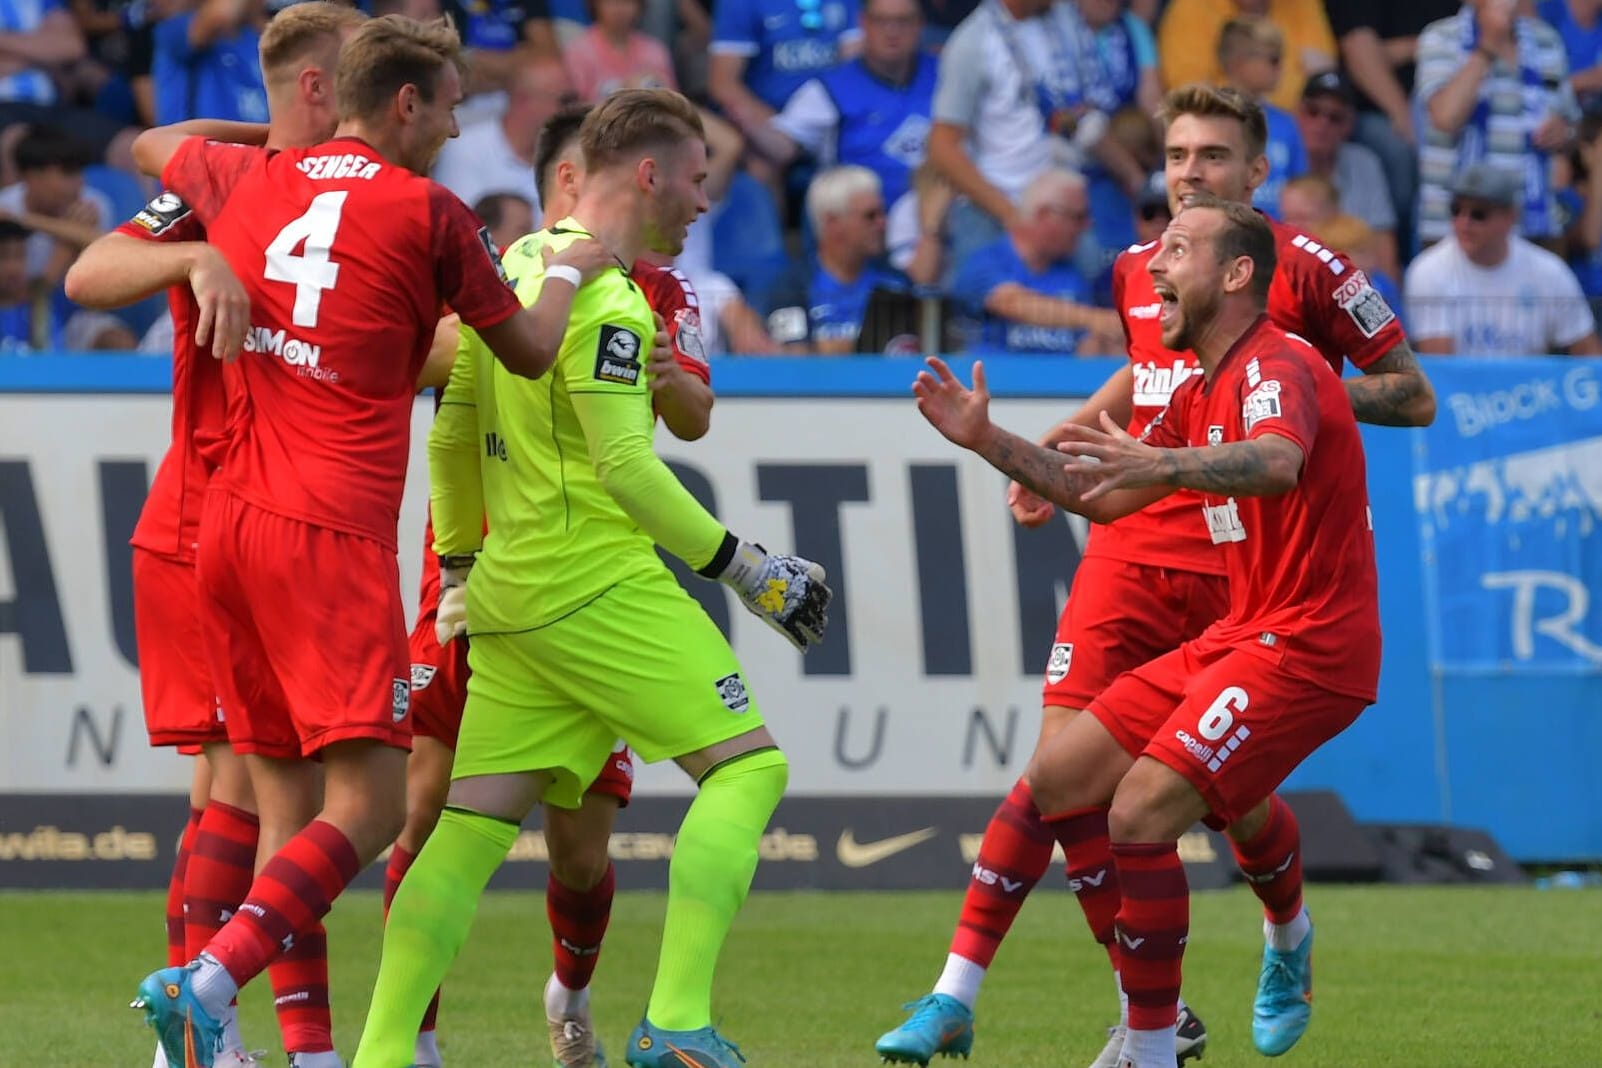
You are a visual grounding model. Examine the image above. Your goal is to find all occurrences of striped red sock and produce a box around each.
[548,864,615,992]
[268,922,333,1053]
[1230,794,1304,923]
[167,807,203,966]
[1111,841,1188,1032]
[383,844,441,1032]
[948,779,1055,968]
[204,820,360,989]
[1045,806,1121,971]
[184,801,259,961]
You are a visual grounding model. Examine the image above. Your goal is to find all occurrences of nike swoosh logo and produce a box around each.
[837,827,939,868]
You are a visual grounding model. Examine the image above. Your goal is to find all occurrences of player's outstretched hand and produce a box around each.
[1055,411,1165,501]
[540,237,615,283]
[435,556,474,646]
[1007,481,1055,527]
[913,356,991,450]
[189,245,250,362]
[715,540,832,652]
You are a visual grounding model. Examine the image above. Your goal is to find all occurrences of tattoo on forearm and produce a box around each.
[1165,442,1281,494]
[984,429,1085,507]
[1347,342,1432,426]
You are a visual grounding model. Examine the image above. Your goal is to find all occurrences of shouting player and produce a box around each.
[352,89,830,1068]
[876,84,1433,1068]
[66,7,367,1067]
[387,104,717,1068]
[129,16,568,1068]
[914,196,1381,1068]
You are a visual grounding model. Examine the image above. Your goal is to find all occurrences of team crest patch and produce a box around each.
[594,323,642,384]
[714,672,750,713]
[1332,270,1396,338]
[1242,380,1282,432]
[476,226,511,285]
[130,192,191,236]
[392,678,411,722]
[1207,425,1225,446]
[673,308,707,364]
[410,664,438,691]
[1046,643,1073,684]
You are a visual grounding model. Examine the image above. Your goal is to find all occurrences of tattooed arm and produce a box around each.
[1347,340,1437,427]
[1057,414,1305,502]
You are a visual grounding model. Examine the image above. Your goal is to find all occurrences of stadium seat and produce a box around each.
[712,171,790,299]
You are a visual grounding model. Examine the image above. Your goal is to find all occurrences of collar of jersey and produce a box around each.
[548,216,631,275]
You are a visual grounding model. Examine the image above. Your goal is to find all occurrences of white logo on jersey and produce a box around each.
[297,153,381,181]
[1132,359,1198,406]
[1127,301,1162,320]
[1290,232,1346,276]
[1242,380,1282,432]
[1245,357,1262,387]
[1202,497,1247,544]
[245,325,335,380]
[1332,270,1397,338]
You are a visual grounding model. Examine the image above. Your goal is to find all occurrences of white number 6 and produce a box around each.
[265,190,348,328]
[1198,685,1249,741]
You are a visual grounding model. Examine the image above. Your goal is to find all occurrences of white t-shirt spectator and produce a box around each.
[0,181,111,280]
[1405,234,1595,354]
[430,121,541,220]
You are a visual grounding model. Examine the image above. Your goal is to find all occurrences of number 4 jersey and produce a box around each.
[160,136,523,551]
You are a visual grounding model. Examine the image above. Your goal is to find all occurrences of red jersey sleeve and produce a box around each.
[115,190,206,244]
[1276,234,1404,371]
[427,183,522,330]
[1239,343,1320,458]
[159,138,264,227]
[1110,247,1138,349]
[632,261,711,385]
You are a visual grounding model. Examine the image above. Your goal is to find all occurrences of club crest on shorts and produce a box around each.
[410,664,437,691]
[1046,643,1073,684]
[714,672,750,713]
[391,678,410,722]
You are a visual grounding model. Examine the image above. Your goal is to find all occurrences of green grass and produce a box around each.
[2,887,1599,1067]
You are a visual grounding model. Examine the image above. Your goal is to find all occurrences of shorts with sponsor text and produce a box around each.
[1042,557,1230,709]
[1088,640,1367,826]
[197,491,412,759]
[452,568,757,810]
[133,548,226,749]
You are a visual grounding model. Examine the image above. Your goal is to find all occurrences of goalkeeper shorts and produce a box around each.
[453,568,763,810]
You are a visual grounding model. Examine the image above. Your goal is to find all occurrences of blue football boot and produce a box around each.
[132,963,224,1068]
[874,994,975,1065]
[625,1019,744,1067]
[1252,921,1314,1056]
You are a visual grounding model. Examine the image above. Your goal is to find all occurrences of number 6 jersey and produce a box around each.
[160,135,523,551]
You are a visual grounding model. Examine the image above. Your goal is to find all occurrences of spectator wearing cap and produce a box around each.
[1537,0,1602,111]
[1216,17,1307,217]
[1405,164,1602,355]
[432,58,575,215]
[749,0,936,209]
[1158,0,1336,112]
[1296,69,1397,273]
[950,167,1121,355]
[1414,0,1577,248]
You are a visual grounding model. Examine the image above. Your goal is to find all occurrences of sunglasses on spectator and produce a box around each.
[1302,103,1349,124]
[1450,201,1501,221]
[797,0,824,32]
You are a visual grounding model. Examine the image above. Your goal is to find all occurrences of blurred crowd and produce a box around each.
[1,0,1601,358]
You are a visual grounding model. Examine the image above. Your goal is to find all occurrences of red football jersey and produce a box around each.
[630,259,711,385]
[1141,316,1381,700]
[1088,216,1406,574]
[119,192,220,562]
[161,136,523,550]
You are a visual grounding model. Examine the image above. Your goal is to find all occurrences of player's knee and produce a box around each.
[549,838,611,891]
[702,746,789,810]
[396,799,443,855]
[1022,758,1066,816]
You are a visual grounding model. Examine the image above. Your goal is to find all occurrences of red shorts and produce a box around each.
[1042,557,1230,708]
[1089,640,1368,826]
[197,492,412,759]
[406,553,633,804]
[132,548,225,749]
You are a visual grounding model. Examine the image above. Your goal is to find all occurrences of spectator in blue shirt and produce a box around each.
[438,0,559,117]
[709,0,860,135]
[750,0,934,207]
[759,163,906,353]
[951,167,1121,354]
[1538,0,1602,111]
[1217,17,1306,218]
[153,0,269,124]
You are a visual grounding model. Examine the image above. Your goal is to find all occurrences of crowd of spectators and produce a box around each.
[2,0,1601,357]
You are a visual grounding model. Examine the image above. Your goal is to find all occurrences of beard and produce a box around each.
[1163,286,1219,352]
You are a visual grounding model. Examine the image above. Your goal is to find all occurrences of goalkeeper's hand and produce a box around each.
[712,539,832,652]
[435,555,474,646]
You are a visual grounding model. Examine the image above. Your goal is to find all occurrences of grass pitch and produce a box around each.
[1,886,1597,1067]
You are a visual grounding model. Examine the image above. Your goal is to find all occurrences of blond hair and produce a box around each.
[1159,83,1268,162]
[259,2,367,89]
[1216,16,1283,66]
[335,14,464,121]
[579,88,705,173]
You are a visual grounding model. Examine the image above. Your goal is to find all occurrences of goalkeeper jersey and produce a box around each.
[430,220,728,634]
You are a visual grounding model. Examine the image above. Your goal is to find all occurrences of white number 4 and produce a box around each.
[265,190,348,328]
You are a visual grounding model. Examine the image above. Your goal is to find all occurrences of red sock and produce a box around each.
[185,801,260,961]
[205,820,361,989]
[1044,806,1121,971]
[548,864,615,992]
[268,922,333,1053]
[167,807,204,966]
[1230,794,1304,923]
[948,779,1055,968]
[1111,842,1188,1032]
[384,844,441,1032]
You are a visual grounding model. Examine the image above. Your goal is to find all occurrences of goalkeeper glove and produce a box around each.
[703,537,832,652]
[435,555,475,646]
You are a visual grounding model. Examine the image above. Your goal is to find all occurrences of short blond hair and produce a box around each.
[579,88,705,173]
[259,2,366,88]
[335,14,464,121]
[1159,83,1268,163]
[1216,16,1283,66]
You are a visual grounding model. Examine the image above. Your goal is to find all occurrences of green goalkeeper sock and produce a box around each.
[646,747,789,1031]
[352,807,517,1068]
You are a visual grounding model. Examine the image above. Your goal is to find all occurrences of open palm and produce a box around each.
[913,357,991,450]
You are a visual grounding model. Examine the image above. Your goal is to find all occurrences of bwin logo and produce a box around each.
[607,328,638,362]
